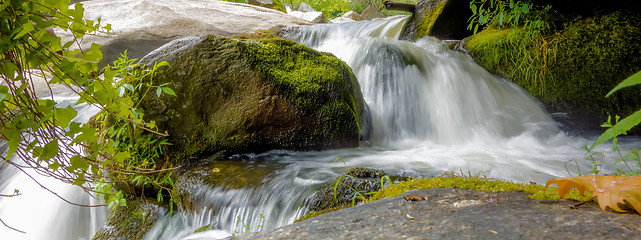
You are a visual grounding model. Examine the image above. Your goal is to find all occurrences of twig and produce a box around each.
[0,218,26,234]
[570,196,597,209]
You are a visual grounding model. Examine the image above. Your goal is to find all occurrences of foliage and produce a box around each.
[546,175,641,214]
[583,70,641,176]
[0,0,175,228]
[465,1,556,95]
[467,0,536,34]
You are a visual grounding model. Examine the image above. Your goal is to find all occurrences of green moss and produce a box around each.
[367,176,593,202]
[93,199,165,240]
[415,0,447,40]
[464,11,641,124]
[297,175,593,223]
[136,34,365,166]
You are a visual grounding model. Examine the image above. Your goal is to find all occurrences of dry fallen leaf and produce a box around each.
[403,195,428,201]
[545,175,641,214]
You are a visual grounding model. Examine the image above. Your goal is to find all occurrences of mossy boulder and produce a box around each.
[137,34,368,164]
[92,199,165,240]
[308,168,385,212]
[401,0,473,41]
[463,11,641,131]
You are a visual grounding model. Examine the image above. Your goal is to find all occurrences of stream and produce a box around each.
[0,16,637,240]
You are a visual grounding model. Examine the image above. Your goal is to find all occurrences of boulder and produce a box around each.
[93,199,166,240]
[308,168,386,212]
[463,11,641,132]
[331,11,365,23]
[360,5,386,20]
[229,188,641,240]
[137,34,368,162]
[400,0,473,40]
[341,11,364,21]
[248,0,276,9]
[286,6,329,23]
[296,2,316,12]
[56,0,310,67]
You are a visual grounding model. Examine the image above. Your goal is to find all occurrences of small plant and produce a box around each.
[587,70,641,176]
[232,214,265,235]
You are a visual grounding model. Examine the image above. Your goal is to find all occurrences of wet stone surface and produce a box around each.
[228,188,641,239]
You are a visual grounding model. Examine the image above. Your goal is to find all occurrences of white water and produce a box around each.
[1,16,638,240]
[143,16,639,239]
[0,92,106,240]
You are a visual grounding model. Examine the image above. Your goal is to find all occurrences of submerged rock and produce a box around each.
[401,0,473,40]
[57,0,310,66]
[230,188,641,240]
[137,34,368,163]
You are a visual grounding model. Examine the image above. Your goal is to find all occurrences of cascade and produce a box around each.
[0,96,106,240]
[1,16,636,240]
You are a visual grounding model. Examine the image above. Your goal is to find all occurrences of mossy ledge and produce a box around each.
[298,175,593,222]
[137,34,367,166]
[463,10,641,130]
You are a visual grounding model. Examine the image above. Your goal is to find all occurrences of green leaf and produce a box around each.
[606,71,641,97]
[161,87,176,96]
[54,105,78,128]
[40,140,59,161]
[156,87,162,97]
[14,21,35,39]
[521,4,529,13]
[70,155,89,171]
[593,109,641,148]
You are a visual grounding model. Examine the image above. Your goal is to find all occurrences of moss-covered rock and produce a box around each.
[401,0,473,40]
[307,168,385,212]
[463,11,641,130]
[92,199,165,240]
[137,34,367,165]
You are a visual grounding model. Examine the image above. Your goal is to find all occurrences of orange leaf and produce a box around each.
[546,175,641,214]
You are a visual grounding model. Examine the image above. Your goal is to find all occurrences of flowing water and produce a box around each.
[1,16,637,239]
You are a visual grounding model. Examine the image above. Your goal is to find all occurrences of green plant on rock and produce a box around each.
[0,0,176,231]
[586,71,641,176]
[468,0,534,33]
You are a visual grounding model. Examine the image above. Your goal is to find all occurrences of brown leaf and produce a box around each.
[546,175,641,214]
[403,195,428,201]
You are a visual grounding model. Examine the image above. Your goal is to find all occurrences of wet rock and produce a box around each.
[172,160,276,212]
[401,0,473,40]
[93,199,166,240]
[361,5,386,20]
[137,34,367,162]
[286,5,329,23]
[56,0,310,67]
[308,168,385,211]
[248,0,276,9]
[229,188,641,240]
[331,11,365,23]
[295,2,316,12]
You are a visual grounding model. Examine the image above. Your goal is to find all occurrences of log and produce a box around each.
[383,0,416,12]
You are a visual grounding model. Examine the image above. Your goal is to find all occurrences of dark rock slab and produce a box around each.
[401,0,473,41]
[228,188,641,239]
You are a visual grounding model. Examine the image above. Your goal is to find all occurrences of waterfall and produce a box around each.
[0,94,107,240]
[1,16,636,240]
